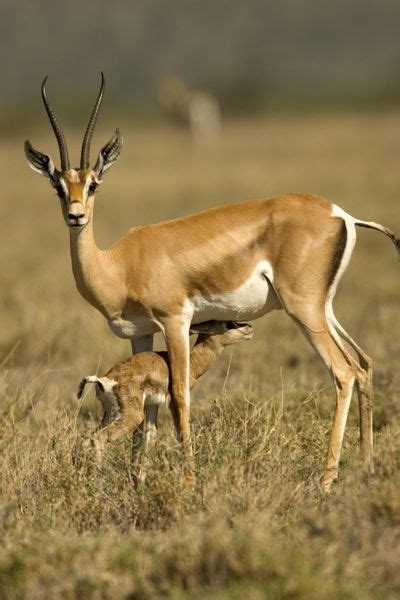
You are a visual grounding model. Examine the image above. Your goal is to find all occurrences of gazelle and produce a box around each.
[25,74,399,491]
[77,321,253,459]
[157,76,221,141]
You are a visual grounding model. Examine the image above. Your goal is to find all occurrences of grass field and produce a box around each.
[0,111,399,598]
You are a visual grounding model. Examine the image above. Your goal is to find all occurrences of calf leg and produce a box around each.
[91,404,143,463]
[135,405,160,484]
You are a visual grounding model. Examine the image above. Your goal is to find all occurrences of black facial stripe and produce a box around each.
[52,178,68,201]
[89,181,97,192]
[55,183,64,197]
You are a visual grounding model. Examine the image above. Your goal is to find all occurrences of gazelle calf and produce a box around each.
[77,321,253,457]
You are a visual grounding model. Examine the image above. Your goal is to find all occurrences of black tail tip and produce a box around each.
[77,378,86,399]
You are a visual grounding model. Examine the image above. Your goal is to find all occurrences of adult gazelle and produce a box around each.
[25,74,399,491]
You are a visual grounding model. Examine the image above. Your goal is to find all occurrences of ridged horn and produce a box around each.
[41,76,70,171]
[80,72,105,170]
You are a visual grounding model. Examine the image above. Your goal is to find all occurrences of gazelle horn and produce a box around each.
[41,76,70,171]
[80,72,105,170]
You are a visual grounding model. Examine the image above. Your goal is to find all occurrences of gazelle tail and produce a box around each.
[354,219,400,258]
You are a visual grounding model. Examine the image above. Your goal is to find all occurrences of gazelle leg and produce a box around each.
[161,316,192,452]
[322,368,355,492]
[328,313,374,471]
[331,316,372,366]
[92,421,130,463]
[167,397,181,442]
[131,420,144,446]
[136,405,160,484]
[272,213,374,489]
[299,322,356,491]
[356,369,374,470]
[131,420,145,463]
[143,405,159,451]
[275,288,357,491]
[92,405,142,463]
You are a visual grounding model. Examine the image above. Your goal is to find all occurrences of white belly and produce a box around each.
[189,260,280,323]
[108,261,280,339]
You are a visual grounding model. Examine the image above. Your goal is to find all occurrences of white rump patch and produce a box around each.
[327,205,357,308]
[89,376,121,422]
[326,204,357,347]
[331,204,356,222]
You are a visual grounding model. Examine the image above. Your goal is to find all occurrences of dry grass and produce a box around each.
[0,111,400,598]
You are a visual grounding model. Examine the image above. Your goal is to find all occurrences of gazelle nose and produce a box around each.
[68,201,85,220]
[68,210,85,220]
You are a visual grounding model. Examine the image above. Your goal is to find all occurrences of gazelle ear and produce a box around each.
[24,140,56,181]
[94,128,122,179]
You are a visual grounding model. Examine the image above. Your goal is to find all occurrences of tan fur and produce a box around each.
[81,321,253,462]
[68,193,335,317]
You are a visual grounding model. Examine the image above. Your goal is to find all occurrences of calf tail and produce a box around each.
[77,375,104,399]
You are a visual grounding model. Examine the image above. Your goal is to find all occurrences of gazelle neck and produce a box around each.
[70,209,101,278]
[69,205,117,315]
[189,336,223,388]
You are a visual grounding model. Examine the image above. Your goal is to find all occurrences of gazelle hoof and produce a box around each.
[184,469,196,486]
[320,470,338,493]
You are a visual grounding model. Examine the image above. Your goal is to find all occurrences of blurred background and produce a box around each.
[2,0,400,128]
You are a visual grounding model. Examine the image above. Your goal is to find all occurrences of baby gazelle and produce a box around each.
[78,320,253,457]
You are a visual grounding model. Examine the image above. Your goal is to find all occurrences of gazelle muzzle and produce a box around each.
[67,201,88,228]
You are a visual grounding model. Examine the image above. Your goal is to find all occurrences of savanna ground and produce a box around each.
[0,111,399,598]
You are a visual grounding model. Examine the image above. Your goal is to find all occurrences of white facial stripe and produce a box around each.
[59,178,69,199]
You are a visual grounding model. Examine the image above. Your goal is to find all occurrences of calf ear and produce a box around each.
[94,128,122,178]
[24,140,56,181]
[189,321,222,335]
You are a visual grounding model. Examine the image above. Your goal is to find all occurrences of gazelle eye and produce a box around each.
[88,181,98,194]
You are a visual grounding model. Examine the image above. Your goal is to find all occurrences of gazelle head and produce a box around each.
[24,73,122,230]
[190,320,254,346]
